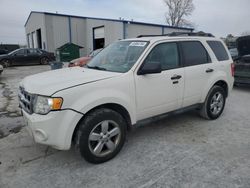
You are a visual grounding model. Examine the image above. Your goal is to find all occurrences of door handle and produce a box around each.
[206,68,214,73]
[171,75,182,80]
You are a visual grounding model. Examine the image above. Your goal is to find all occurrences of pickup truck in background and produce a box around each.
[0,65,3,75]
[234,35,250,85]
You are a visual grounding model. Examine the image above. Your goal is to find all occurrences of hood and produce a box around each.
[237,35,250,57]
[20,67,121,96]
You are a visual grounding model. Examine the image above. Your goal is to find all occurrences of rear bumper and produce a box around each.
[234,76,250,84]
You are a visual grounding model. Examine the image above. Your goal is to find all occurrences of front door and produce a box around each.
[26,49,41,64]
[135,42,184,121]
[12,49,29,65]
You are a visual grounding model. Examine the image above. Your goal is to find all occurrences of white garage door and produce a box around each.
[94,27,105,39]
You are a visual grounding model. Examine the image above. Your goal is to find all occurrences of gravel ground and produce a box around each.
[0,66,250,188]
[0,65,50,138]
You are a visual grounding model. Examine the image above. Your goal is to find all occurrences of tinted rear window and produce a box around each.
[181,41,210,66]
[207,41,229,61]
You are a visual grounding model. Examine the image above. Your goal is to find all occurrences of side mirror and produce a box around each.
[138,61,162,75]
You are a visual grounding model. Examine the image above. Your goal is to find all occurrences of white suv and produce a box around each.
[19,33,234,163]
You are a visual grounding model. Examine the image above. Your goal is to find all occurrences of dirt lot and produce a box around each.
[0,66,250,188]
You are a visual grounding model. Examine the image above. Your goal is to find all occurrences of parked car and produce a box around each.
[234,35,250,85]
[0,49,8,55]
[68,48,102,67]
[0,65,3,75]
[0,48,55,67]
[19,33,234,164]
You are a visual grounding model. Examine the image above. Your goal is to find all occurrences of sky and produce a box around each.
[0,0,249,44]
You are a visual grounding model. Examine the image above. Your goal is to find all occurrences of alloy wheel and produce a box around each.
[210,92,224,115]
[41,57,49,65]
[88,120,121,157]
[1,60,10,67]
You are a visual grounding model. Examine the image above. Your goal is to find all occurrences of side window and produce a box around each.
[144,42,179,70]
[181,41,210,66]
[207,41,229,61]
[15,49,25,56]
[28,49,37,54]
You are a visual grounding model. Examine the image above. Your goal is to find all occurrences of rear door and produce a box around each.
[26,49,41,64]
[135,41,184,120]
[180,41,215,107]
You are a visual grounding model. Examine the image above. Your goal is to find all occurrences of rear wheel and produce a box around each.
[0,59,10,67]
[76,108,127,164]
[200,86,226,120]
[40,57,49,65]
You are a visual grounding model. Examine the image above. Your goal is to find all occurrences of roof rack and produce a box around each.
[137,31,214,38]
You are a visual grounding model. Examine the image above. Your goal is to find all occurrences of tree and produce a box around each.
[163,0,195,27]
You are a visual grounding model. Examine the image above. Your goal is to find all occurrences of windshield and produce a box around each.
[86,41,149,73]
[89,48,102,57]
[8,49,20,55]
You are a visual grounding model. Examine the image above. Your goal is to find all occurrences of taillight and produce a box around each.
[231,63,235,77]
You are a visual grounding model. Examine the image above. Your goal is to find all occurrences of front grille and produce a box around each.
[18,87,34,114]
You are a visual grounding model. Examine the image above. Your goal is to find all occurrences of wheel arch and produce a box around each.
[213,80,228,97]
[202,79,229,103]
[71,103,132,146]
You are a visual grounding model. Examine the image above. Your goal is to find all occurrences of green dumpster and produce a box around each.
[56,43,83,62]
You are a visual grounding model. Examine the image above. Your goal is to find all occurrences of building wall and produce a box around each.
[85,19,123,55]
[126,24,162,38]
[25,12,193,55]
[25,13,46,49]
[70,17,86,56]
[45,15,70,53]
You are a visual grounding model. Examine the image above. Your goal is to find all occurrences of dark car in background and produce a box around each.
[0,49,8,55]
[234,35,250,85]
[0,48,55,67]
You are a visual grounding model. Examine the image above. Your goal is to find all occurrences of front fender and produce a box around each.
[73,89,136,124]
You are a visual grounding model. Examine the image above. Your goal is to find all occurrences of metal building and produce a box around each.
[25,11,193,56]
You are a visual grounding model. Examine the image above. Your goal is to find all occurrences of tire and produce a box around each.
[77,108,127,164]
[0,59,10,68]
[40,57,49,65]
[200,86,226,120]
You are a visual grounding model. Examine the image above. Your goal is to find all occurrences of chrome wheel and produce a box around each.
[210,92,224,115]
[1,59,10,67]
[41,57,49,65]
[88,120,121,157]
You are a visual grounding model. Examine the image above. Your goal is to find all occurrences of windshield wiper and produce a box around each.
[86,65,107,71]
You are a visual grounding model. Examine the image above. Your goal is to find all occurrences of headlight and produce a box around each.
[33,95,63,115]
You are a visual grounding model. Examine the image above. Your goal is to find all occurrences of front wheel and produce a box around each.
[200,86,226,120]
[77,108,127,164]
[0,59,10,67]
[40,57,49,65]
